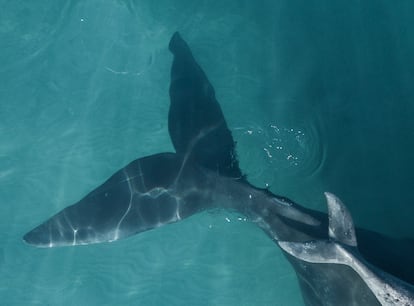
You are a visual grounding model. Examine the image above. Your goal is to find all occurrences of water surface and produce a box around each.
[1,1,413,305]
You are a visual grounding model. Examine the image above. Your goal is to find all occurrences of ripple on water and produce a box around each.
[234,120,326,182]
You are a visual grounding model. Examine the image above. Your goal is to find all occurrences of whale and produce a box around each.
[279,193,414,305]
[24,32,414,305]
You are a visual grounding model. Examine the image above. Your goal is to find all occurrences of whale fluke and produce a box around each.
[23,32,414,305]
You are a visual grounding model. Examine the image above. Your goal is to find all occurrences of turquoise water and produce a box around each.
[1,1,413,305]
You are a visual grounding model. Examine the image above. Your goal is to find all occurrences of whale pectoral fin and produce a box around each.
[168,32,242,178]
[23,153,188,248]
[279,192,358,264]
[325,192,357,247]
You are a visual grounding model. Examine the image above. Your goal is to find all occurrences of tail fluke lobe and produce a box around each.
[23,153,208,248]
[23,32,244,248]
[168,32,242,179]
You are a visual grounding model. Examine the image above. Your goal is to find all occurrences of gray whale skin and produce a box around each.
[24,32,414,306]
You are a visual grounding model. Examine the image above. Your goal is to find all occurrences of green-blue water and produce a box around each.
[1,1,413,305]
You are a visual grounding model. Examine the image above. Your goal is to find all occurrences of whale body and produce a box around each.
[24,32,414,305]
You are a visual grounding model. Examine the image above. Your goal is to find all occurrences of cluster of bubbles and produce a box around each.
[233,123,324,181]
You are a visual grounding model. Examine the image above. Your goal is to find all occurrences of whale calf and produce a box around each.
[279,193,414,305]
[24,32,414,305]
